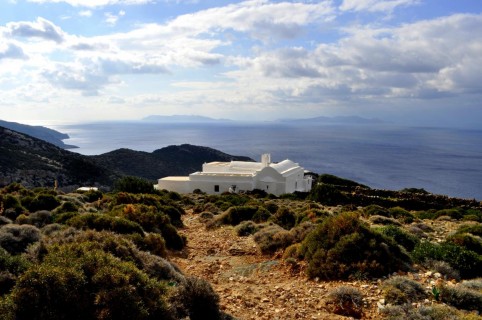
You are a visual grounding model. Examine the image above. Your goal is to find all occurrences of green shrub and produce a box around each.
[308,183,347,205]
[252,206,272,223]
[53,211,79,224]
[327,286,363,318]
[113,204,185,250]
[219,206,259,226]
[460,278,482,292]
[456,224,482,237]
[317,174,367,188]
[129,233,167,258]
[253,225,293,254]
[369,215,402,226]
[0,248,30,275]
[363,204,389,217]
[0,224,41,255]
[23,194,61,212]
[159,205,183,228]
[381,303,466,320]
[412,241,482,279]
[389,207,415,223]
[270,207,296,230]
[67,213,144,235]
[53,201,79,214]
[424,260,461,281]
[382,276,427,305]
[235,221,260,236]
[300,212,411,280]
[434,208,464,220]
[446,233,482,255]
[82,189,103,202]
[171,277,222,320]
[2,195,25,220]
[11,245,172,320]
[17,210,53,228]
[440,284,482,313]
[114,176,156,194]
[376,225,420,251]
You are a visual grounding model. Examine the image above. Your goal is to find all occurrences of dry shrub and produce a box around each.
[382,276,428,305]
[327,286,363,318]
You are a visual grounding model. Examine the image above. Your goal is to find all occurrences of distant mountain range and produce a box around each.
[0,119,78,149]
[0,126,253,191]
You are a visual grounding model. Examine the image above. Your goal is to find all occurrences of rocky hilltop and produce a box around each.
[0,126,252,191]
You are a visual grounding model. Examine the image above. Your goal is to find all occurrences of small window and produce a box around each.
[214,185,219,192]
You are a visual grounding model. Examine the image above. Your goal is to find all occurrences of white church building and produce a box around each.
[155,154,313,196]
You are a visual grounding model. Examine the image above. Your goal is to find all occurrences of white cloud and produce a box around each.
[5,17,65,43]
[340,0,420,13]
[0,42,28,60]
[105,10,125,26]
[27,0,153,8]
[225,13,482,105]
[79,10,93,17]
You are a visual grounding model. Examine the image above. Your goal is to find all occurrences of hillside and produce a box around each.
[0,120,77,149]
[0,126,119,190]
[0,127,253,190]
[92,144,253,181]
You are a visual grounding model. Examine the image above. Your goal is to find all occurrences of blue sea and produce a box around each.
[51,122,482,200]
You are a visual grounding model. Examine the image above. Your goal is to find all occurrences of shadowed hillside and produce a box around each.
[91,144,253,181]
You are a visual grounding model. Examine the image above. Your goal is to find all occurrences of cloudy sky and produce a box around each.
[1,0,481,127]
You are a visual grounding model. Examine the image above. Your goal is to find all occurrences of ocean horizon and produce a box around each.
[51,121,482,201]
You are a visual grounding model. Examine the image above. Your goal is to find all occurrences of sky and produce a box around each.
[0,0,481,127]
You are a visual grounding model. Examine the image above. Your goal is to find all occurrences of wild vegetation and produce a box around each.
[1,173,482,319]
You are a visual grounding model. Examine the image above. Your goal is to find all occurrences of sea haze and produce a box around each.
[51,121,482,200]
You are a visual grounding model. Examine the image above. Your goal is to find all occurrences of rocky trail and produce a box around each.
[170,210,388,319]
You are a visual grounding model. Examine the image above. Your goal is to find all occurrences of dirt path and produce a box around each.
[170,211,382,319]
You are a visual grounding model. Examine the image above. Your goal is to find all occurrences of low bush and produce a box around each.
[446,233,482,255]
[363,205,389,217]
[253,225,293,254]
[66,213,144,235]
[171,276,222,320]
[412,241,482,279]
[251,206,272,223]
[53,201,79,214]
[369,215,402,226]
[424,260,461,281]
[218,206,259,226]
[327,286,363,318]
[114,176,156,194]
[17,210,52,228]
[382,276,427,304]
[0,224,41,254]
[460,278,482,292]
[308,183,347,205]
[300,212,411,280]
[11,244,173,320]
[381,303,467,320]
[456,224,482,237]
[376,225,420,251]
[440,284,482,313]
[235,221,260,236]
[270,207,296,230]
[388,207,415,223]
[23,194,61,212]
